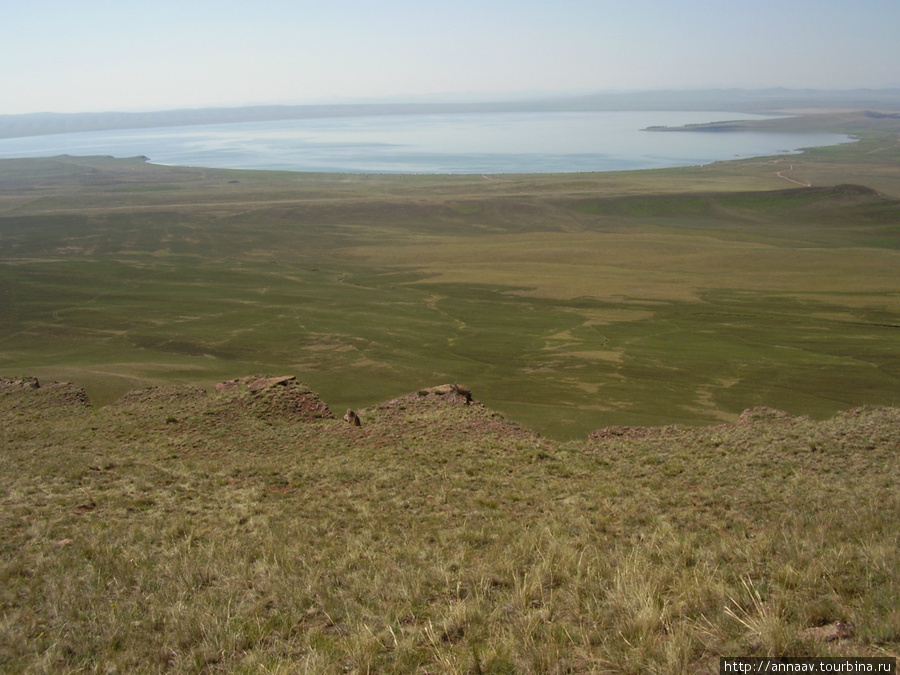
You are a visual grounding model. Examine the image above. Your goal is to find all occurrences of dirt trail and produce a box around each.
[775,164,811,187]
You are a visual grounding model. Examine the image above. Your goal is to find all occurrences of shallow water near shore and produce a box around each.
[0,110,850,173]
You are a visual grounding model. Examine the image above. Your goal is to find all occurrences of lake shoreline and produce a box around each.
[0,110,851,175]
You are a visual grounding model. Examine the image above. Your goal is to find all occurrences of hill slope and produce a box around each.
[2,376,897,673]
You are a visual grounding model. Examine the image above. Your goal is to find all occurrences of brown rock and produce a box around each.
[738,406,795,425]
[0,376,40,390]
[417,383,473,405]
[215,377,253,392]
[802,621,853,642]
[248,375,296,392]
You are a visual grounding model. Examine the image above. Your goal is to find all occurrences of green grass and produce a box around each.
[3,111,900,672]
[2,113,900,438]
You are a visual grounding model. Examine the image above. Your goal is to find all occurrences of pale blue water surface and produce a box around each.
[0,111,851,174]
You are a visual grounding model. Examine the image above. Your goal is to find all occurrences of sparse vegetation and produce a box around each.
[0,377,897,673]
[1,110,899,672]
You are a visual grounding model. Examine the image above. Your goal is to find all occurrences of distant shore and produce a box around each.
[2,88,899,140]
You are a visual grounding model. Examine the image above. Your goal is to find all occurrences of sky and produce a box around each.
[2,0,899,115]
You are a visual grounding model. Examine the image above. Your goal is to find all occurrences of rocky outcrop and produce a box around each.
[0,376,91,409]
[247,375,296,392]
[217,375,333,421]
[589,407,804,442]
[215,375,297,393]
[115,385,207,406]
[801,621,853,643]
[410,383,475,406]
[738,406,798,425]
[357,382,542,446]
[215,377,251,392]
[0,376,41,390]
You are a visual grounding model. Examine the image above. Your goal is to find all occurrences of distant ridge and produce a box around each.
[2,88,900,140]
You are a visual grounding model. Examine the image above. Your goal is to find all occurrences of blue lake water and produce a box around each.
[0,111,852,174]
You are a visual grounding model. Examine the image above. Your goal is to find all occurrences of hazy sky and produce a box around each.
[2,0,898,114]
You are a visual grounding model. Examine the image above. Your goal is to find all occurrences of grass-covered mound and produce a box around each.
[1,376,897,673]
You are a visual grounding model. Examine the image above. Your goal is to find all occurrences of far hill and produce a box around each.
[3,88,900,139]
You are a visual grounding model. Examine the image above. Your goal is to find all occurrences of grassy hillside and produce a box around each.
[1,376,897,672]
[1,111,899,672]
[2,112,900,437]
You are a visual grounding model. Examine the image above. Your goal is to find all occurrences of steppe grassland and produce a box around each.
[0,112,899,673]
[1,113,899,437]
[0,380,897,673]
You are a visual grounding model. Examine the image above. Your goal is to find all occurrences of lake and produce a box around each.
[0,111,851,174]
